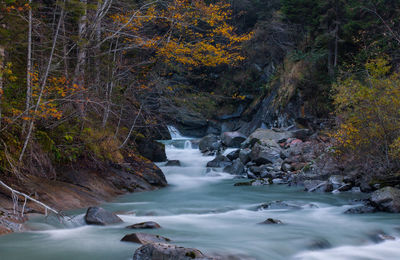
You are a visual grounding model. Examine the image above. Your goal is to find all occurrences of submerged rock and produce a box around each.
[133,243,210,260]
[259,218,283,224]
[84,207,123,225]
[307,238,332,250]
[121,233,171,244]
[126,221,161,229]
[166,160,181,167]
[367,230,396,243]
[256,201,302,210]
[370,187,400,213]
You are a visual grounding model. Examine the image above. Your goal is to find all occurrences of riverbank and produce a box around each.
[0,154,167,235]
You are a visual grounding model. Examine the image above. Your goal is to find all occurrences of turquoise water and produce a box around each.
[0,139,400,260]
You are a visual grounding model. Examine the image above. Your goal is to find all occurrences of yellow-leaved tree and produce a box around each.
[333,58,400,170]
[111,0,252,69]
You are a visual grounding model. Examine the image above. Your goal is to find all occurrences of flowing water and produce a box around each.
[1,136,400,260]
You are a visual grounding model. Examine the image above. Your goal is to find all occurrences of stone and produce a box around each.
[370,187,400,213]
[257,201,302,210]
[307,238,331,250]
[223,159,245,175]
[165,160,181,167]
[126,221,161,229]
[206,155,231,168]
[239,148,251,164]
[84,207,123,225]
[137,140,167,162]
[367,231,396,243]
[259,218,283,224]
[221,131,246,148]
[133,243,210,260]
[250,143,282,165]
[234,181,253,186]
[121,233,171,244]
[291,129,313,141]
[226,149,240,161]
[199,135,221,153]
[344,205,377,214]
[242,128,293,148]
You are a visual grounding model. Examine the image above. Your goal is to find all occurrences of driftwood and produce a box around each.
[0,180,61,217]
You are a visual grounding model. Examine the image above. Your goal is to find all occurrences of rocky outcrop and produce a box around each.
[126,221,161,229]
[137,140,167,162]
[370,187,400,213]
[133,243,212,260]
[85,207,123,225]
[121,233,171,244]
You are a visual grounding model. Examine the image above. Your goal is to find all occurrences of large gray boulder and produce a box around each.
[370,187,400,213]
[84,207,123,225]
[121,233,170,244]
[199,135,221,153]
[250,142,282,165]
[206,155,231,168]
[220,131,246,148]
[239,148,251,164]
[223,159,245,175]
[133,243,212,260]
[242,128,292,147]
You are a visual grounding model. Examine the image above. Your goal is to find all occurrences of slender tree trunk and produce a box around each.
[0,43,4,130]
[19,7,64,162]
[73,0,87,117]
[23,0,33,133]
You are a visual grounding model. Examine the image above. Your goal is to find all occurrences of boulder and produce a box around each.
[165,160,181,167]
[126,221,161,229]
[307,238,332,250]
[259,218,283,224]
[137,140,167,162]
[250,142,282,165]
[223,159,245,175]
[199,135,221,153]
[226,149,240,161]
[345,205,377,214]
[133,243,211,260]
[370,187,400,213]
[206,155,231,168]
[291,129,313,141]
[239,148,251,164]
[242,128,293,148]
[221,131,246,148]
[84,207,123,225]
[121,233,171,244]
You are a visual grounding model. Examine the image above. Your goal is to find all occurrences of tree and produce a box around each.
[333,58,400,171]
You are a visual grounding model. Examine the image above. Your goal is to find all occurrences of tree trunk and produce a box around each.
[0,21,5,129]
[23,0,33,133]
[73,0,87,117]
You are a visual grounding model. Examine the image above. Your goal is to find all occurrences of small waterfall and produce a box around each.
[167,125,185,140]
[184,140,192,149]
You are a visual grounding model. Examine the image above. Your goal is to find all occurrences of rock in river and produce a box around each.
[207,155,231,168]
[84,207,123,225]
[370,187,400,213]
[133,243,211,260]
[126,221,161,229]
[223,159,245,175]
[166,160,181,167]
[221,131,246,148]
[121,233,171,244]
[259,218,283,224]
[199,134,221,153]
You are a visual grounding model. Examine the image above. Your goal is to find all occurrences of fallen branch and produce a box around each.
[0,180,61,217]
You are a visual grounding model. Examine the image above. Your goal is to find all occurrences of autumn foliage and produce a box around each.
[111,0,252,69]
[333,59,400,169]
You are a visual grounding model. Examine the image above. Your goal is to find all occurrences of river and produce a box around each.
[0,136,400,260]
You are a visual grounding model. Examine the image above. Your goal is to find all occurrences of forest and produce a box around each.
[0,0,400,259]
